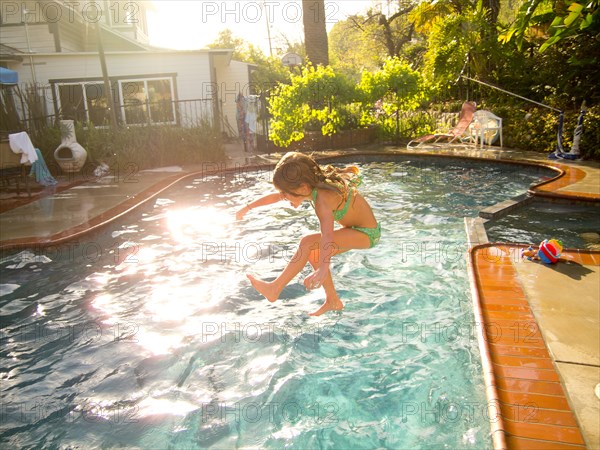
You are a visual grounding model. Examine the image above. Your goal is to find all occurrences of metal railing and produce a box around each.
[1,94,217,138]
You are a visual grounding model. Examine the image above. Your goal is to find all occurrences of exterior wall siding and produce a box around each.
[0,1,150,54]
[12,51,216,126]
[0,24,56,52]
[57,22,86,52]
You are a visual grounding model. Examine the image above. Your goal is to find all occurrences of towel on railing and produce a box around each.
[8,132,39,165]
[30,148,57,186]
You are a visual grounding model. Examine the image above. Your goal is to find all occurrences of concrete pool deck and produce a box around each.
[0,142,598,449]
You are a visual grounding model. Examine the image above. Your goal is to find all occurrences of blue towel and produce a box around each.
[30,148,58,186]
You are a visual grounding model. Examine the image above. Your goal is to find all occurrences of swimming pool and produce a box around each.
[0,157,548,448]
[486,199,600,249]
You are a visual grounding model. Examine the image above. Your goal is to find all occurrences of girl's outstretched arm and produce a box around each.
[236,192,283,220]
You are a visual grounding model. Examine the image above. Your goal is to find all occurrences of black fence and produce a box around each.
[1,85,217,139]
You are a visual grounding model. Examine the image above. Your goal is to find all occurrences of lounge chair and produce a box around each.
[407,101,477,149]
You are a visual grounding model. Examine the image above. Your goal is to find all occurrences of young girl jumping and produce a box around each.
[236,152,381,316]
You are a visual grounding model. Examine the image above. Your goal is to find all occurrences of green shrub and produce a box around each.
[268,59,430,147]
[578,105,600,159]
[492,106,559,152]
[359,57,427,142]
[493,105,599,158]
[268,65,358,147]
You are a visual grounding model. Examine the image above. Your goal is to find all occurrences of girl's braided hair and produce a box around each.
[272,152,359,199]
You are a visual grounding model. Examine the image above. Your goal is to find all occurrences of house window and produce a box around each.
[85,84,111,124]
[54,77,176,126]
[56,82,112,125]
[119,78,175,125]
[58,84,85,122]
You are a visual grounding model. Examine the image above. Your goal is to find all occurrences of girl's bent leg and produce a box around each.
[247,233,321,302]
[307,247,344,316]
[306,227,370,315]
[248,228,370,313]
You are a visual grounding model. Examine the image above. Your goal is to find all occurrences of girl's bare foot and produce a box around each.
[247,274,279,303]
[309,297,344,316]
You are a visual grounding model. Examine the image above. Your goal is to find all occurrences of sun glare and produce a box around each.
[147,1,374,53]
[91,293,125,320]
[137,397,198,418]
[146,1,203,50]
[135,328,183,355]
[145,281,205,323]
[167,206,234,244]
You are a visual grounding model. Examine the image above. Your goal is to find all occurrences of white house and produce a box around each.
[0,0,256,134]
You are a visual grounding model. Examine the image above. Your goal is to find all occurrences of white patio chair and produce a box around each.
[470,110,503,148]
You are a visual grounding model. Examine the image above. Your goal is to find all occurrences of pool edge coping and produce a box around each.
[468,243,598,449]
[0,162,277,252]
[467,243,509,450]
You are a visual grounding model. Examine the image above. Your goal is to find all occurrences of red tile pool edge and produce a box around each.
[468,244,598,449]
[529,162,599,202]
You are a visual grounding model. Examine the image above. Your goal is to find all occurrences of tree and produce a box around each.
[340,1,418,60]
[413,0,507,92]
[365,2,416,58]
[329,17,387,80]
[483,0,501,25]
[207,31,299,99]
[268,65,356,146]
[359,57,426,141]
[421,9,484,89]
[302,0,329,66]
[244,47,293,96]
[207,29,249,61]
[499,0,599,52]
[497,0,600,104]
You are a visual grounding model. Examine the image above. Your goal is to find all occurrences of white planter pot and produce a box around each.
[54,120,87,173]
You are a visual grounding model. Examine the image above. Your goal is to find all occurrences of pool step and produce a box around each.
[479,193,533,220]
[464,217,489,246]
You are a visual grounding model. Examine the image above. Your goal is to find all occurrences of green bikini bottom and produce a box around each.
[352,222,381,248]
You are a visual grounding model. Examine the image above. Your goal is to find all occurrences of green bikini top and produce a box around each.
[310,175,363,222]
[311,186,355,222]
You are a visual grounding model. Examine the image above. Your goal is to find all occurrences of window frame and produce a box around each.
[51,75,177,127]
[118,77,176,126]
[54,81,113,126]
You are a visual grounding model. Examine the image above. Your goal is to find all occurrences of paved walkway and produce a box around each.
[1,142,598,449]
[0,143,273,250]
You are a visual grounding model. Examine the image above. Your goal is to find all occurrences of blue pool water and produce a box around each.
[0,158,548,449]
[486,200,600,249]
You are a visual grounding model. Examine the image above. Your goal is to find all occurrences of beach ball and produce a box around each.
[538,239,563,264]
